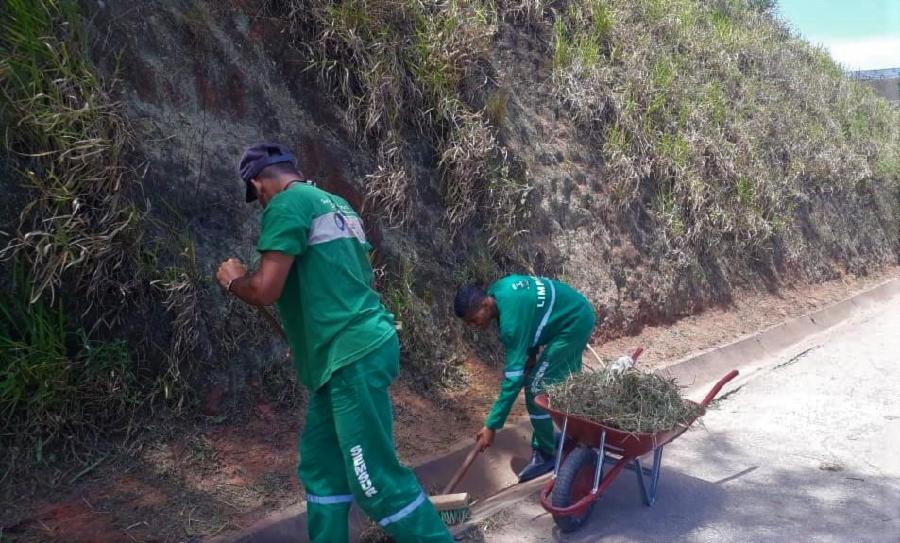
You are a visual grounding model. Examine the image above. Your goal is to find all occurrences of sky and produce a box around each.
[776,0,900,71]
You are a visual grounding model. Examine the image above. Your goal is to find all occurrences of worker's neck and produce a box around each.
[277,173,303,186]
[272,173,307,193]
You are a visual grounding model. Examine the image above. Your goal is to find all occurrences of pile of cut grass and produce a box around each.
[546,367,703,433]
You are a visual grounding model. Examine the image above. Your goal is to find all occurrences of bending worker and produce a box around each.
[216,143,451,542]
[454,275,596,482]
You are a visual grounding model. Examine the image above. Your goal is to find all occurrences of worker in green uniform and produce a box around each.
[216,143,452,543]
[453,275,596,482]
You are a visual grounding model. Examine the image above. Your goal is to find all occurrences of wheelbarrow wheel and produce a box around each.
[550,444,596,533]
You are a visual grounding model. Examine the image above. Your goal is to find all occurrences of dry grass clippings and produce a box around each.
[546,367,703,433]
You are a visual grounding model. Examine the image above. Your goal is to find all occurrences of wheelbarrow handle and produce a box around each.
[701,369,739,408]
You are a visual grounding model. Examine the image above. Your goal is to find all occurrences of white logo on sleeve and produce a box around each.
[351,445,378,498]
[534,277,547,308]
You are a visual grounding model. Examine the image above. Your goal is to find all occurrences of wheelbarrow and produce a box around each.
[534,358,740,533]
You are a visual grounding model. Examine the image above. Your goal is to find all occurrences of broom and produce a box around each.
[429,442,481,525]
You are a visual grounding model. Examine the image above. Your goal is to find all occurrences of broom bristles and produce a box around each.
[438,506,471,525]
[431,492,471,526]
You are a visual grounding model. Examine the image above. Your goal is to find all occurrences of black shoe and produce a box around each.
[517,448,555,483]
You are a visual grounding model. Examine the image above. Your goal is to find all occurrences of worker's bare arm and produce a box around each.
[216,252,294,306]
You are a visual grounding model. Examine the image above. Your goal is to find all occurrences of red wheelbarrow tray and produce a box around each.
[534,369,739,518]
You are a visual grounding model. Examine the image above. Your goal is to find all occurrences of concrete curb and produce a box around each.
[660,276,900,395]
[217,276,900,542]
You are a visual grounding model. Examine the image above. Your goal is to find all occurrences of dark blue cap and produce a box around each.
[454,285,487,318]
[238,142,297,202]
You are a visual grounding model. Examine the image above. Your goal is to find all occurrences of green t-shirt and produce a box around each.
[484,274,593,429]
[257,182,396,391]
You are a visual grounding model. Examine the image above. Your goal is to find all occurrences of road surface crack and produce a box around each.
[773,345,821,370]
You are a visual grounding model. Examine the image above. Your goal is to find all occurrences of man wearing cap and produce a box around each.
[216,143,451,542]
[453,276,596,482]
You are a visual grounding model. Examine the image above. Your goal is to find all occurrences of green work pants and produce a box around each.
[524,311,595,455]
[297,334,452,543]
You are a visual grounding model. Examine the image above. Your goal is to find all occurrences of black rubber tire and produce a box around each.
[550,444,596,533]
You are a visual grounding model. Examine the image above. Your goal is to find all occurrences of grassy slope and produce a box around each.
[551,0,899,263]
[280,0,898,343]
[281,0,899,251]
[0,0,201,468]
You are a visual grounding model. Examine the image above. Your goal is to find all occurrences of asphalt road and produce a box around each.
[476,298,900,542]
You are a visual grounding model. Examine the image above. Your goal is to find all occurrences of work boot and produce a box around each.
[517,448,555,483]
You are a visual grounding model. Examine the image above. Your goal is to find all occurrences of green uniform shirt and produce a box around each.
[257,182,396,391]
[485,275,593,429]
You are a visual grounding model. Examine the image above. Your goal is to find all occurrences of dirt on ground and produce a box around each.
[593,266,900,369]
[2,267,898,542]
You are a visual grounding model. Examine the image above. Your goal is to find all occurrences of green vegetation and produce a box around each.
[0,0,143,315]
[273,0,899,264]
[276,0,531,244]
[550,0,900,254]
[0,0,200,465]
[0,266,139,460]
[0,0,146,461]
[380,253,467,388]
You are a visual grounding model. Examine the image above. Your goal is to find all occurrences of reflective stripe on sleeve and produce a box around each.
[308,211,367,246]
[532,279,556,347]
[504,370,524,379]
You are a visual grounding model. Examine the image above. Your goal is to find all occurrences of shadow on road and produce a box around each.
[552,428,899,542]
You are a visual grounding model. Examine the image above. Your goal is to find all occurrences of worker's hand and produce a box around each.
[217,258,248,290]
[525,346,544,370]
[475,427,496,452]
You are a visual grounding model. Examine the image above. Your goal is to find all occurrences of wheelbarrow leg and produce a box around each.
[634,446,664,506]
[591,430,607,493]
[552,416,568,478]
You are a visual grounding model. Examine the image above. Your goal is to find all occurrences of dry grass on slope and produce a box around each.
[263,0,900,386]
[550,0,900,262]
[274,0,532,244]
[0,0,204,470]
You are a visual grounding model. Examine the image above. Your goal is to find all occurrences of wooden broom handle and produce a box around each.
[442,443,482,495]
